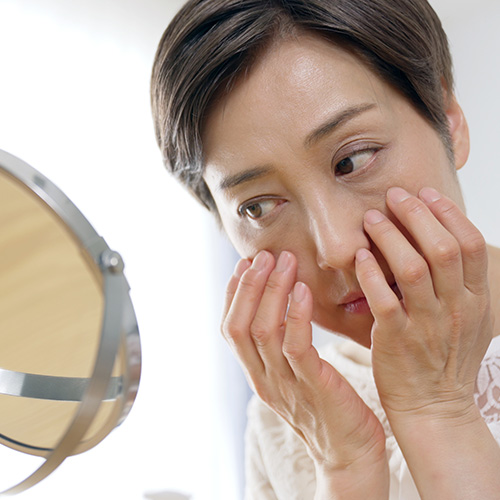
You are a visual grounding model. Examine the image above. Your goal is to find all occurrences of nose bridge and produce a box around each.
[306,190,367,271]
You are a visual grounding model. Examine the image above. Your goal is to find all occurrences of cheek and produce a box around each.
[217,204,258,258]
[224,188,387,260]
[387,126,455,194]
[227,226,301,262]
[224,227,256,259]
[223,218,276,260]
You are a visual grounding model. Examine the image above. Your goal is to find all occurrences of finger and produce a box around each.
[282,281,322,381]
[419,187,488,295]
[250,251,297,374]
[222,258,251,320]
[222,251,275,378]
[355,248,406,329]
[363,208,435,313]
[385,187,463,299]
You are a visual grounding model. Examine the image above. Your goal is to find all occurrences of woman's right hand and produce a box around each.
[222,250,389,498]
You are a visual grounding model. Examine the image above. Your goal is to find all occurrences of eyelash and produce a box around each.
[333,146,380,176]
[238,196,284,221]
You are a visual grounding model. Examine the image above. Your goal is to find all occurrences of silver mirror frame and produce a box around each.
[0,149,141,495]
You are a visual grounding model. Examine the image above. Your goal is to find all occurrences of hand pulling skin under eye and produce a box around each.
[155,2,500,498]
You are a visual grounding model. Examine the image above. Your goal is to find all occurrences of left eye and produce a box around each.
[335,149,376,175]
[238,198,281,220]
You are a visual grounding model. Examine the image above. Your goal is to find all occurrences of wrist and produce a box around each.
[387,405,500,499]
[314,450,389,500]
[384,394,480,433]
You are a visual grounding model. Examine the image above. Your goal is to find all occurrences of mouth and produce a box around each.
[340,282,402,315]
[340,291,371,315]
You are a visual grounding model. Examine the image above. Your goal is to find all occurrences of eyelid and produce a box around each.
[238,196,285,221]
[333,143,382,173]
[335,142,381,160]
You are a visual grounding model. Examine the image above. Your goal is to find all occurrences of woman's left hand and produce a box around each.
[355,186,493,422]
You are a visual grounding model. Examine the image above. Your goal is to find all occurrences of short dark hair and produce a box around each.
[151,0,454,213]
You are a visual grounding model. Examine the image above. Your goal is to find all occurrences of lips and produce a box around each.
[340,290,366,305]
[340,291,371,315]
[340,281,402,315]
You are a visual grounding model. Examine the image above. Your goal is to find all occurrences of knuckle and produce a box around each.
[404,198,426,217]
[438,198,460,218]
[285,307,302,324]
[264,277,284,294]
[433,239,461,267]
[358,265,380,283]
[282,341,306,362]
[238,269,262,292]
[250,321,272,346]
[221,318,245,342]
[400,258,428,285]
[376,295,401,318]
[373,219,394,238]
[462,231,486,259]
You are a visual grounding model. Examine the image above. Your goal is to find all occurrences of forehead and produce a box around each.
[202,34,395,178]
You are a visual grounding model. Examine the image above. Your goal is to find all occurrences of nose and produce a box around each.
[307,196,370,272]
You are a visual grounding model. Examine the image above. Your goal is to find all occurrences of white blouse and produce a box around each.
[244,335,500,499]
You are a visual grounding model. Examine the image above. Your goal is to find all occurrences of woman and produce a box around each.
[151,1,500,498]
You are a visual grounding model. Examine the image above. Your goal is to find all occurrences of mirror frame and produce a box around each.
[0,149,141,495]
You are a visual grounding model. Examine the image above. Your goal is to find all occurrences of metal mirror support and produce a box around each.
[0,149,141,495]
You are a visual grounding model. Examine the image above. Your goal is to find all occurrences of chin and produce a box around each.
[314,312,374,349]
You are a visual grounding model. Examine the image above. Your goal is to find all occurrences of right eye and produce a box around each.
[334,148,378,176]
[238,198,282,220]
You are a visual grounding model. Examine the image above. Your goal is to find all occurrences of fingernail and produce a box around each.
[364,209,386,224]
[251,251,269,271]
[275,251,291,272]
[419,187,441,204]
[388,187,410,203]
[293,282,306,303]
[356,248,371,262]
[234,259,250,278]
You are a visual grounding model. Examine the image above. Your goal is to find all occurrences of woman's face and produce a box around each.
[202,33,466,346]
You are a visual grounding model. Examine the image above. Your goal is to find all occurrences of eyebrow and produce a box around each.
[218,102,376,191]
[304,103,376,148]
[219,166,272,191]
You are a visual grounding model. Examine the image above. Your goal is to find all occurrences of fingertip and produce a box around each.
[355,248,373,264]
[246,250,278,274]
[288,282,313,325]
[234,258,251,278]
[284,282,314,367]
[226,260,251,310]
[355,249,386,296]
[364,209,387,225]
[292,281,307,303]
[387,186,410,204]
[418,187,442,205]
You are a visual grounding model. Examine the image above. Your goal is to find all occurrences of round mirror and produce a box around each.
[0,149,141,495]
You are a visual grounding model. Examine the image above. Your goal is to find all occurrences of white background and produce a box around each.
[0,1,498,499]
